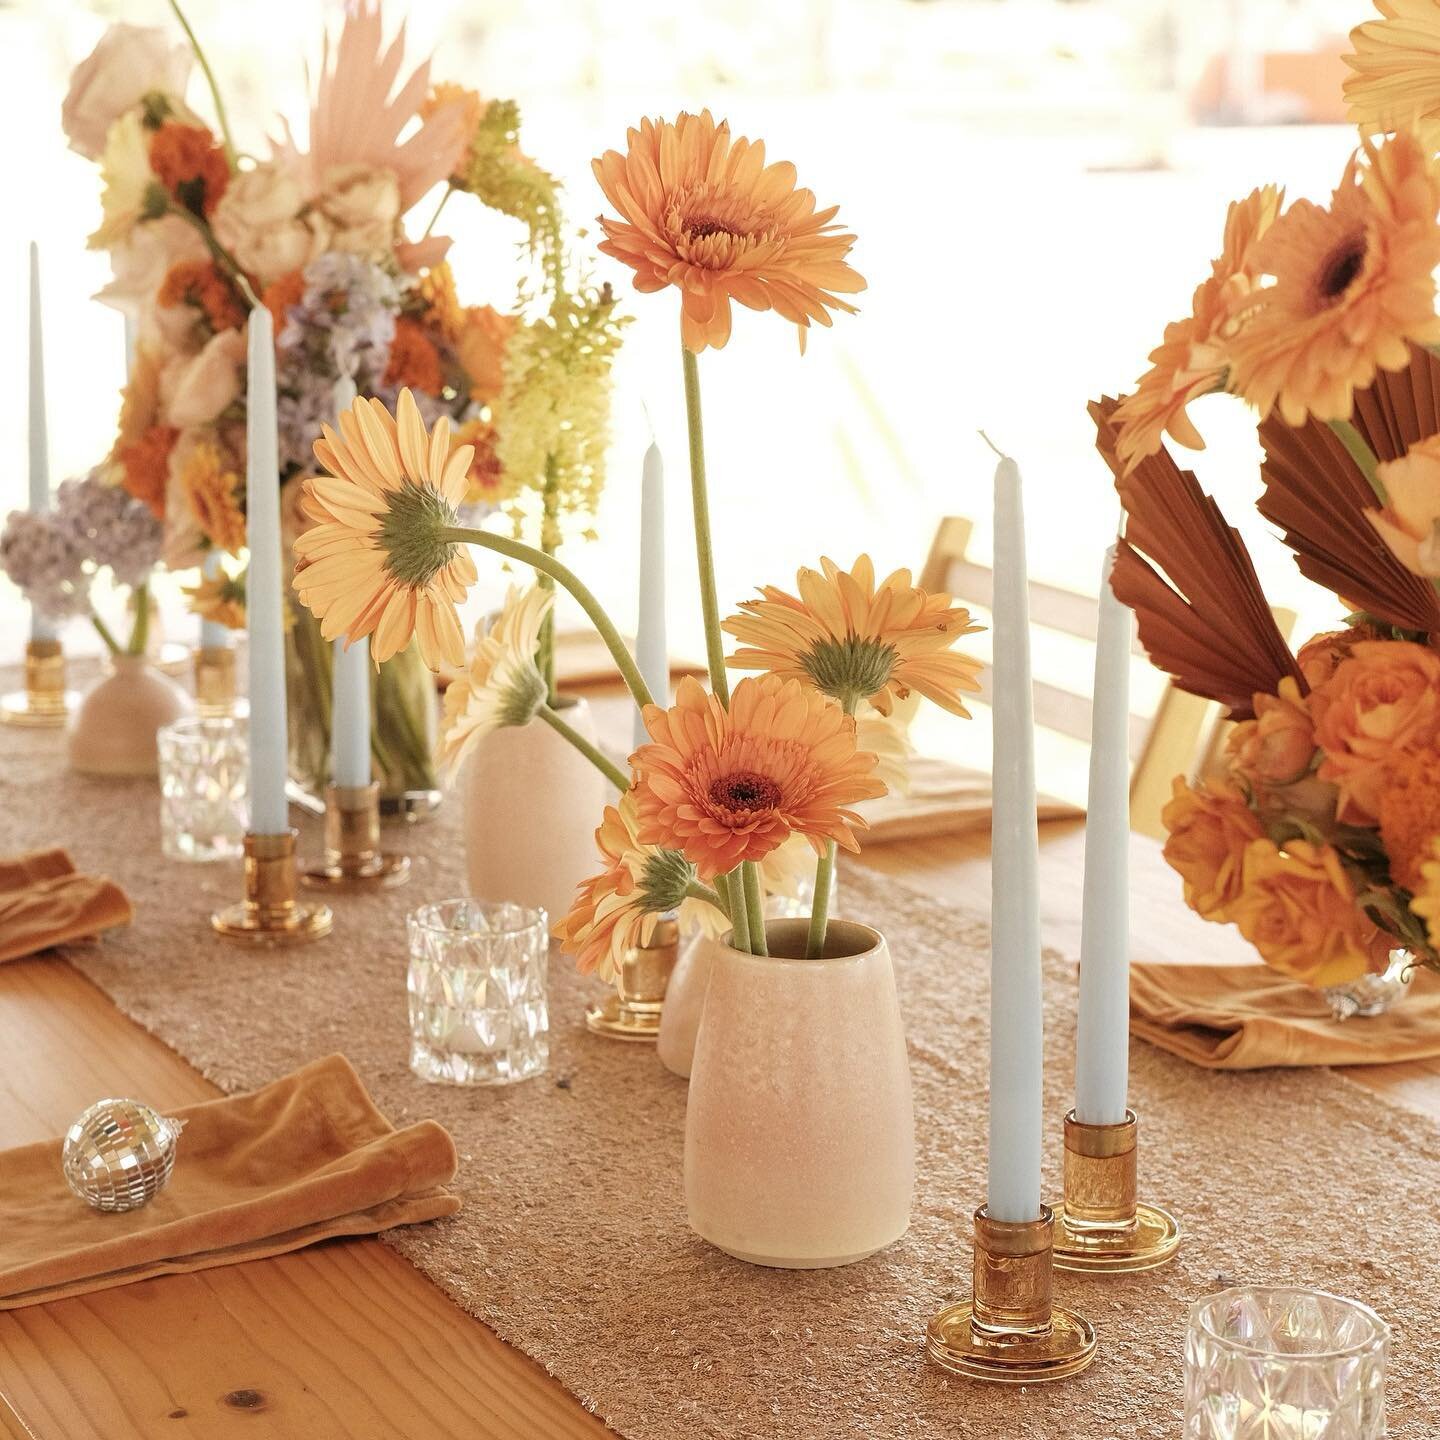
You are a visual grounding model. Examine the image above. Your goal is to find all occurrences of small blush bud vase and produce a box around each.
[67,654,193,777]
[684,918,915,1268]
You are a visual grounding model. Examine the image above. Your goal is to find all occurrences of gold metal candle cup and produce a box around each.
[585,918,679,1041]
[193,646,237,716]
[1053,1109,1181,1273]
[212,830,332,944]
[1,639,77,727]
[925,1206,1097,1383]
[302,783,410,891]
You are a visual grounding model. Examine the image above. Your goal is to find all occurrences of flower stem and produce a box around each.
[166,0,238,170]
[128,582,151,657]
[1329,419,1387,506]
[439,525,654,711]
[805,842,837,959]
[681,346,729,705]
[684,879,728,920]
[536,703,629,792]
[722,869,751,954]
[741,862,767,956]
[168,203,260,308]
[91,613,122,657]
[536,457,561,706]
[421,185,455,240]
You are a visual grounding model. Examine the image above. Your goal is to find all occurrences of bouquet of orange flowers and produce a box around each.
[290,109,983,971]
[1096,1,1440,989]
[64,0,622,796]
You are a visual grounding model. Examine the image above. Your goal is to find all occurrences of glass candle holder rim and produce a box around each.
[409,897,548,939]
[1190,1285,1390,1363]
[158,714,248,746]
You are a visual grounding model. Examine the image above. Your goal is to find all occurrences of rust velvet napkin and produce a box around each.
[1131,962,1440,1069]
[0,847,133,963]
[0,1054,460,1309]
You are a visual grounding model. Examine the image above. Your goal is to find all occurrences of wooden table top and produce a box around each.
[2,694,1436,1439]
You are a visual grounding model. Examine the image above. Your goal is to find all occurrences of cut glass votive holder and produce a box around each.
[407,900,549,1086]
[1184,1286,1388,1440]
[157,716,248,863]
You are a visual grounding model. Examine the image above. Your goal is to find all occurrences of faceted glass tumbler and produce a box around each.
[157,717,248,863]
[1185,1287,1389,1440]
[407,899,549,1086]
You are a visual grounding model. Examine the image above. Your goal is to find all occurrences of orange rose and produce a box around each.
[1312,640,1440,823]
[1227,677,1316,788]
[1161,776,1264,921]
[1228,838,1384,988]
[1296,624,1384,688]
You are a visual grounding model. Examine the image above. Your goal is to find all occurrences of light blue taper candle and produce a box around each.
[326,376,371,788]
[633,442,667,748]
[28,243,55,642]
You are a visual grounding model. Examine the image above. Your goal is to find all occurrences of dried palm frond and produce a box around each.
[1092,395,1304,719]
[1258,347,1440,633]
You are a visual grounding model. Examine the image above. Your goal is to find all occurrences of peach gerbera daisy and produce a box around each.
[183,563,246,631]
[1345,1,1440,149]
[1229,131,1440,427]
[1111,186,1281,471]
[631,673,886,880]
[722,555,983,717]
[292,388,477,669]
[1368,432,1440,576]
[592,109,865,352]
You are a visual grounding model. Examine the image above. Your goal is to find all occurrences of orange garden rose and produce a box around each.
[592,109,865,352]
[1229,838,1386,987]
[148,121,230,217]
[1378,746,1440,891]
[1296,624,1386,688]
[630,673,886,880]
[1311,639,1440,823]
[1226,677,1316,789]
[1369,433,1440,577]
[1160,776,1265,921]
[1112,186,1280,470]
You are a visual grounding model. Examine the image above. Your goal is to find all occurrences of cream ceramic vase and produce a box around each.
[657,931,723,1079]
[67,655,193,778]
[460,697,610,928]
[684,918,915,1268]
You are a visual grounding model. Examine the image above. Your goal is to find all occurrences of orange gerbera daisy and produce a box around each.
[1111,186,1280,471]
[1229,131,1440,427]
[592,109,865,352]
[630,673,886,880]
[292,389,478,669]
[183,564,246,631]
[178,437,246,554]
[723,555,983,717]
[1345,1,1440,149]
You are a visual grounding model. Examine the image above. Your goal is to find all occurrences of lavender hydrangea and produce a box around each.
[276,253,402,472]
[0,509,91,620]
[55,473,163,588]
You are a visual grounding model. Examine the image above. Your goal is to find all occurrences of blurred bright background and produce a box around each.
[1,0,1375,799]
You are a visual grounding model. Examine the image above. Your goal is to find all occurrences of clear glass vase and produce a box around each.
[1321,949,1413,1023]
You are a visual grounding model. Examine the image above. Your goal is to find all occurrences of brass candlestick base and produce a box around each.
[213,830,333,944]
[0,639,78,728]
[926,1206,1097,1384]
[1052,1109,1181,1274]
[586,918,679,1041]
[194,646,238,716]
[302,783,410,891]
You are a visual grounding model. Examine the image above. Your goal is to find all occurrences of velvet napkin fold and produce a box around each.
[0,1054,460,1309]
[1131,962,1440,1069]
[0,847,133,963]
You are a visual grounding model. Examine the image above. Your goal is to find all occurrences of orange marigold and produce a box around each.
[630,673,886,880]
[158,259,245,333]
[1378,746,1440,892]
[1161,775,1264,922]
[384,315,444,393]
[148,121,229,217]
[178,437,246,554]
[262,270,306,336]
[117,423,179,518]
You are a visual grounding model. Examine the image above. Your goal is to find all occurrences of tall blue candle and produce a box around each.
[28,243,55,643]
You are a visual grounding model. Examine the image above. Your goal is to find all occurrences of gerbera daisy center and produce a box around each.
[378,480,462,589]
[1316,233,1368,308]
[709,770,784,813]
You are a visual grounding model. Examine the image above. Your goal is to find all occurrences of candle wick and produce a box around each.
[640,399,657,446]
[977,430,1008,461]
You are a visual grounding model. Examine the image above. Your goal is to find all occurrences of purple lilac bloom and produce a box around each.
[55,473,163,588]
[0,508,91,620]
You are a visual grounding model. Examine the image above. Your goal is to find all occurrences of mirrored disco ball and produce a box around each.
[61,1098,184,1212]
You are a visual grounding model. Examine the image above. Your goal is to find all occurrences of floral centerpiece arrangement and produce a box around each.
[1095,0,1440,993]
[289,109,983,1265]
[62,0,622,798]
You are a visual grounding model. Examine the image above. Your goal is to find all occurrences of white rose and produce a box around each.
[317,164,401,259]
[163,329,246,428]
[62,22,192,161]
[212,164,332,286]
[94,214,207,318]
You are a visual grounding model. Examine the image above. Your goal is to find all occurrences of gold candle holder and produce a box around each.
[926,1206,1097,1383]
[1052,1109,1181,1273]
[0,638,78,727]
[585,918,679,1041]
[193,645,238,716]
[302,783,410,891]
[212,830,333,944]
